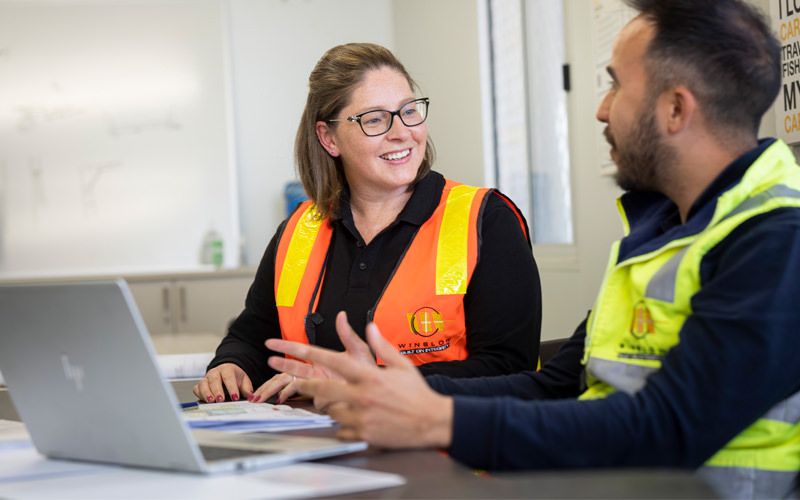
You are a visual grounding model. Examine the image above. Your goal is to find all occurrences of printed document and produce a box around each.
[183,401,333,432]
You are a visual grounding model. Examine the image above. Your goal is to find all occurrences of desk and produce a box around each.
[0,382,716,498]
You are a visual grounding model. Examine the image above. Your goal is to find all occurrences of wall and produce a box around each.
[754,0,778,138]
[230,0,488,265]
[390,0,781,341]
[531,2,626,340]
[228,0,598,339]
[390,0,622,340]
[540,0,781,340]
[391,0,486,187]
[4,1,779,338]
[228,0,393,265]
[537,0,779,340]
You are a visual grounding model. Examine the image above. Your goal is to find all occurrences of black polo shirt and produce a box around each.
[209,171,541,387]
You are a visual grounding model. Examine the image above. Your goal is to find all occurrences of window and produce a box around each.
[480,0,574,246]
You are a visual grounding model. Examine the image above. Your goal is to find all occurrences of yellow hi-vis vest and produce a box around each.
[580,140,800,498]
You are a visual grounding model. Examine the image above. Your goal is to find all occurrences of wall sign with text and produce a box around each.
[772,0,800,144]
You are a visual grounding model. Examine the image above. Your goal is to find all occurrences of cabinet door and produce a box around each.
[128,281,175,335]
[175,277,252,335]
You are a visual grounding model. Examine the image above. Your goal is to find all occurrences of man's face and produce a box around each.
[596,17,675,192]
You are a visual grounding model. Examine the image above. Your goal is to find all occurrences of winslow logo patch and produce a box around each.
[630,300,655,339]
[406,306,444,337]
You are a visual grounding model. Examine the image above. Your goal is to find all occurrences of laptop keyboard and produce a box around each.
[200,445,276,461]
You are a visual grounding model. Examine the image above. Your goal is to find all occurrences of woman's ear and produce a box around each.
[315,121,340,157]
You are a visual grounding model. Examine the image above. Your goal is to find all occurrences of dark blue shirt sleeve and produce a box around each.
[426,316,587,399]
[446,210,800,470]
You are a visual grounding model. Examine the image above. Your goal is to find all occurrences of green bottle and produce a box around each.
[201,229,224,269]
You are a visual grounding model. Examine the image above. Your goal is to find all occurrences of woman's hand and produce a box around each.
[260,311,376,405]
[192,362,253,403]
[270,320,454,449]
[249,362,337,403]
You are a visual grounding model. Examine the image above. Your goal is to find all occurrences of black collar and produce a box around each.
[396,171,445,225]
[337,171,446,241]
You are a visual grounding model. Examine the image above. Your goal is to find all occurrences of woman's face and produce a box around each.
[316,66,428,200]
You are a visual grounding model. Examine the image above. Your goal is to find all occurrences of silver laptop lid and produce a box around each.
[0,280,206,472]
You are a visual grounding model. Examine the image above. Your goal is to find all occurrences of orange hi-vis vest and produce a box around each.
[273,180,527,366]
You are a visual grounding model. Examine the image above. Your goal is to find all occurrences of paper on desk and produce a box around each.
[1,354,212,386]
[157,352,214,379]
[184,401,329,421]
[0,447,109,484]
[0,352,214,386]
[0,448,404,499]
[183,401,333,432]
[0,420,31,451]
[189,420,334,433]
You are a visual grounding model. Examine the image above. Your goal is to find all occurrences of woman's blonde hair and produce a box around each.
[294,43,435,219]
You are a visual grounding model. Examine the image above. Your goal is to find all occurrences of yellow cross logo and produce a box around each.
[407,307,444,337]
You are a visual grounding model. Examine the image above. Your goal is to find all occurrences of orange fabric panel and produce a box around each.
[372,183,489,365]
[274,201,333,346]
[274,181,491,366]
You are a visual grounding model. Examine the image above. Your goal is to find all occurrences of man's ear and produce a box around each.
[315,121,340,157]
[663,85,697,135]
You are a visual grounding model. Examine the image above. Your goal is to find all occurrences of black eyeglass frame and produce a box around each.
[327,97,430,137]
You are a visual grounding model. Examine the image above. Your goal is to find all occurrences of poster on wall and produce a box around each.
[771,1,800,144]
[592,0,636,175]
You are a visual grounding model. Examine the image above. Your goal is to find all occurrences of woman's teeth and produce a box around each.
[381,149,410,161]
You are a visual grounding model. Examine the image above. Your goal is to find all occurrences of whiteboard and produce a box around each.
[0,0,239,278]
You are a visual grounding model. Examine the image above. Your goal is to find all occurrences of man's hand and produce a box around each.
[268,320,454,449]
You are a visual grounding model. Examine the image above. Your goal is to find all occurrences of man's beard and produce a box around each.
[607,105,675,193]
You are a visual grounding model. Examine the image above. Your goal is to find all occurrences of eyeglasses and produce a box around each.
[328,97,430,137]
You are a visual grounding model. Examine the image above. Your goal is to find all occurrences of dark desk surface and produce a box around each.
[0,381,716,499]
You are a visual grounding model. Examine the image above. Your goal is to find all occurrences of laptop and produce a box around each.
[0,280,366,473]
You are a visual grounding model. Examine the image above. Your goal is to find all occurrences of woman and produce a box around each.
[194,43,541,404]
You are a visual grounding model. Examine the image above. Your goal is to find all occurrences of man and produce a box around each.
[265,0,800,497]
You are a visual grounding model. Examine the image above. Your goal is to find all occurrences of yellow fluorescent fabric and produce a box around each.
[436,185,479,295]
[276,205,323,307]
[706,420,800,471]
[580,140,800,496]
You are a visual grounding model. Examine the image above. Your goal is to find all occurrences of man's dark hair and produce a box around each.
[625,0,780,138]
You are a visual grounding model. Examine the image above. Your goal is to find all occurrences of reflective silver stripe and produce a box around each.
[722,184,800,222]
[643,184,800,304]
[697,465,798,499]
[763,389,800,423]
[645,247,688,302]
[586,357,658,394]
